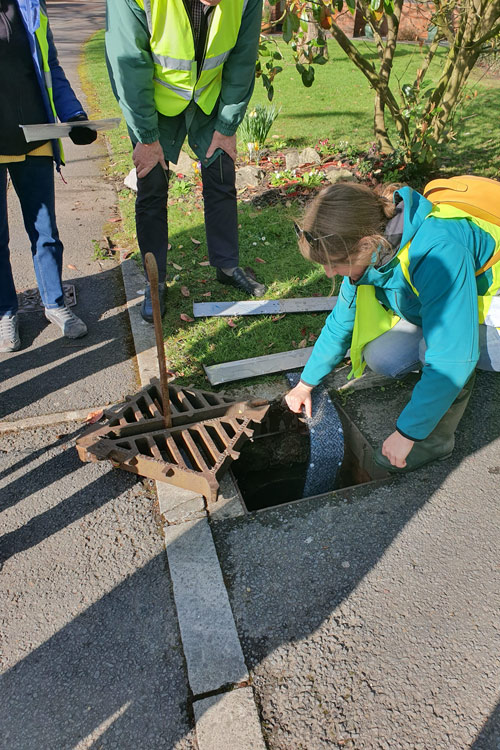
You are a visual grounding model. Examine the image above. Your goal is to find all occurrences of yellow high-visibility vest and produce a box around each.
[349,204,500,378]
[134,0,246,117]
[34,10,64,162]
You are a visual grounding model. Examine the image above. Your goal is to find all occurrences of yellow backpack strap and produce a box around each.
[349,286,400,379]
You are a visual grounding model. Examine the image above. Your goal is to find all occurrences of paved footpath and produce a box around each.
[1,2,500,749]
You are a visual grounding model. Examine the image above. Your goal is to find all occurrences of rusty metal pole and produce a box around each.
[145,253,172,428]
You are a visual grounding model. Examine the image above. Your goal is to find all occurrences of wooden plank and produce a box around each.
[204,347,314,386]
[193,296,337,318]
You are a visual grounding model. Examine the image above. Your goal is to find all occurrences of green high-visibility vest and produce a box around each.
[135,0,246,117]
[34,9,64,162]
[349,204,500,378]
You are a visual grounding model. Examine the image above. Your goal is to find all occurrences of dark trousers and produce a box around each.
[0,156,64,316]
[135,152,238,284]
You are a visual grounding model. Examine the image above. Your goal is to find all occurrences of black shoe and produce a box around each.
[216,267,267,297]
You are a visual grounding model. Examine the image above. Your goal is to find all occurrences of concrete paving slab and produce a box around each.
[194,687,267,750]
[165,518,249,696]
[210,371,500,749]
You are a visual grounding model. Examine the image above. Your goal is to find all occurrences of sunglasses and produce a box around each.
[293,222,336,245]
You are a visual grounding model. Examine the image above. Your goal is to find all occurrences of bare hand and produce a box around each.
[206,131,237,162]
[133,140,167,179]
[381,431,415,468]
[284,382,313,418]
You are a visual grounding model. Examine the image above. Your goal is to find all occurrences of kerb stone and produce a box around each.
[164,518,249,695]
[194,688,266,750]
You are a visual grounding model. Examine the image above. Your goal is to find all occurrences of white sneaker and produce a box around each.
[45,305,88,339]
[0,314,20,352]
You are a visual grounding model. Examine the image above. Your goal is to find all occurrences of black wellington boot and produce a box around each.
[374,371,476,474]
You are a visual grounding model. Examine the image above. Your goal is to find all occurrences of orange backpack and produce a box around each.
[423,175,500,275]
[423,175,500,227]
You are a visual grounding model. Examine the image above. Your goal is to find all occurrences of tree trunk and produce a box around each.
[374,93,394,153]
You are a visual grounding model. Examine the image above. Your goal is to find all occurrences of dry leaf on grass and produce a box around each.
[172,262,183,271]
[180,313,194,323]
[201,291,211,297]
[227,319,237,328]
[109,217,121,223]
[180,286,190,297]
[199,260,210,266]
[191,237,201,245]
[255,257,266,263]
[298,338,307,348]
[271,313,286,322]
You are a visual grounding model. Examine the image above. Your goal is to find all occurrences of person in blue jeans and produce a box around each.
[0,0,97,353]
[285,181,500,473]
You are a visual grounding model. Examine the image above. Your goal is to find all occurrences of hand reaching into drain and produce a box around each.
[284,380,313,418]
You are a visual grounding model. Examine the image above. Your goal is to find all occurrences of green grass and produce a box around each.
[81,31,500,387]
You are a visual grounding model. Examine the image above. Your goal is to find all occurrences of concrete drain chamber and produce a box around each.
[230,379,389,513]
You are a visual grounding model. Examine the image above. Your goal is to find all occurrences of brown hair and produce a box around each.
[296,182,400,270]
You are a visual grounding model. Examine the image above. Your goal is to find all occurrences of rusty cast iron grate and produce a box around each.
[76,379,270,502]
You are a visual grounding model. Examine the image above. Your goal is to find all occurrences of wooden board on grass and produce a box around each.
[193,296,337,318]
[204,347,314,386]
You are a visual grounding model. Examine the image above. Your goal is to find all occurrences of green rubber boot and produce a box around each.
[374,372,476,474]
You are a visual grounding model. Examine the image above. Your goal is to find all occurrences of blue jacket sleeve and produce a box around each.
[300,277,356,386]
[396,226,479,440]
[45,12,85,122]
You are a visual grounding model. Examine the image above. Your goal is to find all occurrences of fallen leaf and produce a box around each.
[191,237,201,245]
[67,264,78,271]
[199,261,210,266]
[255,257,266,263]
[308,332,318,342]
[298,338,307,348]
[300,327,307,336]
[109,217,121,223]
[271,313,286,322]
[121,249,133,259]
[180,313,194,323]
[172,262,183,271]
[85,409,103,424]
[168,243,172,250]
[178,245,184,249]
[201,291,211,297]
[227,319,237,328]
[291,340,297,348]
[181,286,190,297]
[267,342,274,348]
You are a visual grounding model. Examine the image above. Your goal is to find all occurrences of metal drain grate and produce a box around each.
[17,283,76,313]
[77,380,270,502]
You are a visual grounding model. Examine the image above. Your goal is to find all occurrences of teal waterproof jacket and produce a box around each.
[105,0,262,167]
[300,187,497,441]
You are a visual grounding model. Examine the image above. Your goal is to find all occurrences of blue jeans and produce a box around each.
[363,318,500,376]
[0,156,64,316]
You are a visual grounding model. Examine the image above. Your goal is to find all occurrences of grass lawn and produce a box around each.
[81,32,500,388]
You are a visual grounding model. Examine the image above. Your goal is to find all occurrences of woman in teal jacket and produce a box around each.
[285,182,500,472]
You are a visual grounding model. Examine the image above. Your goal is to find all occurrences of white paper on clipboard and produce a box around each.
[20,117,121,143]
